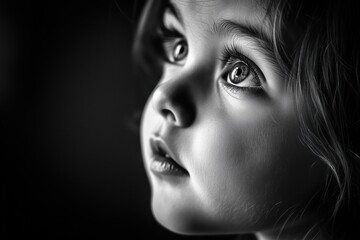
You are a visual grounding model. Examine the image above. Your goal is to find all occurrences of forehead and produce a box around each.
[170,0,270,33]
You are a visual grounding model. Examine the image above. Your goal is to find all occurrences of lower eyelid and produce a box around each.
[223,81,261,92]
[222,81,243,94]
[220,80,265,99]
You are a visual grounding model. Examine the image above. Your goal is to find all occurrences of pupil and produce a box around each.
[235,67,241,77]
[231,67,242,83]
[175,45,183,57]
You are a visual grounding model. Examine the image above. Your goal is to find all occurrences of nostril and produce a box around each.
[161,109,176,122]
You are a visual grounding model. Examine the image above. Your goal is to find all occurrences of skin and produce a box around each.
[140,0,328,239]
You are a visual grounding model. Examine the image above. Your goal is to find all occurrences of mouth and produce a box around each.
[149,137,189,177]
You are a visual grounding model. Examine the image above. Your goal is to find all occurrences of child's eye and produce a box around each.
[227,61,250,84]
[220,45,264,97]
[163,39,188,64]
[223,61,261,88]
[155,20,188,65]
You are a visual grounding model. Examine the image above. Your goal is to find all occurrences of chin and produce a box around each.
[151,202,212,235]
[151,200,252,236]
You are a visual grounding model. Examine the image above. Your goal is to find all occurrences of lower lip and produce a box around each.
[150,156,188,177]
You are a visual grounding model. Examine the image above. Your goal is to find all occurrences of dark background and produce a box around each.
[0,0,236,239]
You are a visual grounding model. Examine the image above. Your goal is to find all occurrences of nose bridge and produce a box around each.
[161,63,212,99]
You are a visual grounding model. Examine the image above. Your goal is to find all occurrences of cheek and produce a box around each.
[188,105,325,226]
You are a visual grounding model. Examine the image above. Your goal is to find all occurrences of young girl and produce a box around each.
[133,0,360,239]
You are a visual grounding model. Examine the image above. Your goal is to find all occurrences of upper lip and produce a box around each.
[149,136,187,171]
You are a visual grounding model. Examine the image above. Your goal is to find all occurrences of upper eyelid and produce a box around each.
[160,4,185,37]
[157,21,183,38]
[221,45,258,70]
[157,7,186,41]
[220,51,249,67]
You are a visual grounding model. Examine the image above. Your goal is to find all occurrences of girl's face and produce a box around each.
[140,0,327,236]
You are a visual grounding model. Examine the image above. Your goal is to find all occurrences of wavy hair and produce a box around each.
[266,0,360,238]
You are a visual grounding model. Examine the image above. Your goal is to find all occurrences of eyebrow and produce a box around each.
[211,19,276,62]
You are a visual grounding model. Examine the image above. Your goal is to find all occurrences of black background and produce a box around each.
[0,0,237,239]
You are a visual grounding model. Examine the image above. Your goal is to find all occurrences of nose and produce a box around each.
[151,79,196,128]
